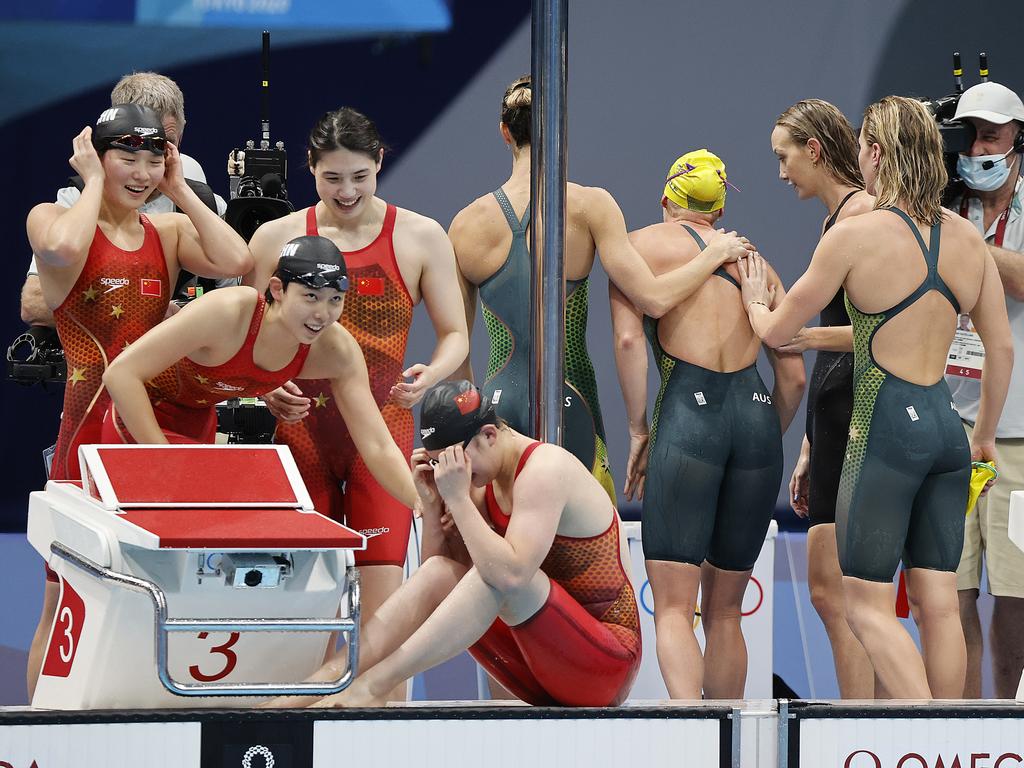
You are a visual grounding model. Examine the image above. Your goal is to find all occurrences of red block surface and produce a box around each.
[120,507,363,549]
[94,447,298,506]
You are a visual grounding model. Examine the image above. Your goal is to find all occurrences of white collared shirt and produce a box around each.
[947,175,1024,437]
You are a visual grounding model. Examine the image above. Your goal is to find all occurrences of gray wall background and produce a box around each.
[381,0,1024,506]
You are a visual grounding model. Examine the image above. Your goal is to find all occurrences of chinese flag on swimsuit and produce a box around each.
[355,277,385,296]
[140,278,162,297]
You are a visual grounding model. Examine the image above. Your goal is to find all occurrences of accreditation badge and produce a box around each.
[946,314,985,379]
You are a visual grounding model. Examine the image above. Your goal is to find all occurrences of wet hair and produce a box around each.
[110,72,185,136]
[308,107,387,167]
[862,96,947,225]
[775,99,863,189]
[501,75,532,148]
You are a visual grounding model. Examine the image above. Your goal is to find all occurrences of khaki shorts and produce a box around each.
[956,422,1024,597]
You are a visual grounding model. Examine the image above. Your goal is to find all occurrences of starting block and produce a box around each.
[27,444,365,710]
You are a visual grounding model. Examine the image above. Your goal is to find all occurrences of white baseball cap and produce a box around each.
[954,82,1024,124]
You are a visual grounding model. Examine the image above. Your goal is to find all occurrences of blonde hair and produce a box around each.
[501,75,531,147]
[775,99,863,189]
[862,96,946,225]
[110,72,186,132]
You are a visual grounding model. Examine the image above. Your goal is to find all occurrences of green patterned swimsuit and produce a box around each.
[836,207,970,582]
[478,188,616,503]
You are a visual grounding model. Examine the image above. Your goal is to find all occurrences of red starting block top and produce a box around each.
[79,445,313,509]
[119,507,364,549]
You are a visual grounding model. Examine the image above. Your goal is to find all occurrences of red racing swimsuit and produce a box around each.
[51,216,170,480]
[102,294,310,443]
[275,205,414,566]
[469,442,642,706]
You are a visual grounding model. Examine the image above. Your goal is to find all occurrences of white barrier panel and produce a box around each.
[314,712,724,768]
[0,722,200,767]
[624,519,777,699]
[790,704,1024,768]
[0,707,731,768]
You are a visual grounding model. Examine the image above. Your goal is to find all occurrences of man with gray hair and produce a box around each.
[19,71,227,327]
[948,80,1024,698]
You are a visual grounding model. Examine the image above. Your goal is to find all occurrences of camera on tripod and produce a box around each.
[224,31,294,242]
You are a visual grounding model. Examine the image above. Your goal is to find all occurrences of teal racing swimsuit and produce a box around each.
[478,188,616,503]
[641,225,782,570]
[837,208,970,582]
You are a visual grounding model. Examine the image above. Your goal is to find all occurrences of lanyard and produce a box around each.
[959,194,1010,248]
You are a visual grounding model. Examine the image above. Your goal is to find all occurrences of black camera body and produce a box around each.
[7,326,67,385]
[921,93,976,205]
[225,141,294,243]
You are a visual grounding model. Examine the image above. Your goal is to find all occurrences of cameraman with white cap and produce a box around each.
[948,80,1024,698]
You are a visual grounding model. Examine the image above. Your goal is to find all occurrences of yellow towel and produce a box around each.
[967,461,998,515]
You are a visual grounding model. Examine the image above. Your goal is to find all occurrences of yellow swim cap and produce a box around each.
[663,148,728,212]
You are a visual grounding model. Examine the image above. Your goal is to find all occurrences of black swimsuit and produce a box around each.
[806,191,857,527]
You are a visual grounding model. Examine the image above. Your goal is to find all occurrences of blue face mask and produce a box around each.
[958,152,1013,192]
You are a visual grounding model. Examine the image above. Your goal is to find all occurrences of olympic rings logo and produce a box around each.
[241,745,274,768]
[638,576,764,623]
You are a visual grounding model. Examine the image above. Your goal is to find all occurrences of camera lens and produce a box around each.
[244,569,263,587]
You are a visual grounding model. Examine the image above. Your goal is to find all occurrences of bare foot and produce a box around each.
[310,678,385,708]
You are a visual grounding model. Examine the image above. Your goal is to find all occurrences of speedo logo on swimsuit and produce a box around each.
[100,277,130,293]
[360,527,391,539]
[214,381,246,392]
[752,392,772,404]
[420,427,436,439]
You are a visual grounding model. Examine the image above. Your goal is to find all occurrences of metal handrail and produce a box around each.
[50,541,360,697]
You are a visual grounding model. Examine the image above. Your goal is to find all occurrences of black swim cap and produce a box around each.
[420,380,498,451]
[275,235,349,292]
[92,104,167,153]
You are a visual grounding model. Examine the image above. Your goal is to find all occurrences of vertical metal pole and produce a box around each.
[529,0,568,446]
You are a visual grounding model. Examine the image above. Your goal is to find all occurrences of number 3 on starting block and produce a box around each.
[41,580,86,678]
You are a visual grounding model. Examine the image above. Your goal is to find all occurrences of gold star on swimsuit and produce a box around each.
[315,393,330,408]
[848,425,861,442]
[82,286,98,302]
[110,305,124,319]
[68,367,86,385]
[194,374,210,385]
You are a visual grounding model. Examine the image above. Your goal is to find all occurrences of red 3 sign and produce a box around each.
[40,580,85,678]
